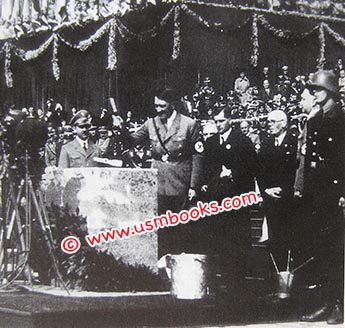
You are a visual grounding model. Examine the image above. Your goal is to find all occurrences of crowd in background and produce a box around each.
[1,59,345,174]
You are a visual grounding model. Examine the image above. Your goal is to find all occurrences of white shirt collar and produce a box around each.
[76,136,88,149]
[220,127,232,144]
[308,106,320,120]
[166,110,177,130]
[275,131,287,146]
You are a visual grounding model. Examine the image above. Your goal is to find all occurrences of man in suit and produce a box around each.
[202,106,257,296]
[58,110,100,168]
[257,110,297,272]
[259,79,274,103]
[298,70,345,325]
[124,87,203,256]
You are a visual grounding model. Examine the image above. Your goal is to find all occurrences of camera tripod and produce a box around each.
[0,151,69,293]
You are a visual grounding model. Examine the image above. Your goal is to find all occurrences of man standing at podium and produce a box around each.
[124,87,204,256]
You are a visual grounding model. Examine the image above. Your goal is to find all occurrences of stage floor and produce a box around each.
[0,284,327,328]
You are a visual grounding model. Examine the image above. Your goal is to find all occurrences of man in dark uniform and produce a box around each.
[123,87,204,256]
[257,110,297,272]
[298,70,345,325]
[202,106,257,296]
[58,110,100,168]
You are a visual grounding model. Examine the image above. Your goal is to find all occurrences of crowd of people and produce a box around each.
[0,63,344,325]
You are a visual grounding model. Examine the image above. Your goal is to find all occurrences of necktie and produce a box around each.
[274,138,279,147]
[220,136,225,145]
[83,142,87,152]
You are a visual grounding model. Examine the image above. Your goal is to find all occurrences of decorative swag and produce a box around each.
[1,3,345,88]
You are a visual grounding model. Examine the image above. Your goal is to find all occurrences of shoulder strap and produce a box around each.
[152,117,170,156]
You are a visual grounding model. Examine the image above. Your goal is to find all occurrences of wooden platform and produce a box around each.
[0,283,317,328]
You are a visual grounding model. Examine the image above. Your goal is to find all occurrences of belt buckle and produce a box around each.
[161,154,169,162]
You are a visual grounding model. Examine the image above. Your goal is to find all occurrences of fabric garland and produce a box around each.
[76,20,111,51]
[18,35,55,61]
[257,14,319,39]
[323,23,345,47]
[2,3,345,88]
[317,23,326,69]
[4,43,13,88]
[107,19,117,71]
[172,5,181,60]
[116,6,175,42]
[181,4,251,32]
[52,35,60,81]
[250,13,259,67]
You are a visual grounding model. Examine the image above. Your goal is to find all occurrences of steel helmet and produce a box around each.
[309,70,338,94]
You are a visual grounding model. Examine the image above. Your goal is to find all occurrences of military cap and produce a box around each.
[308,70,339,94]
[70,110,91,127]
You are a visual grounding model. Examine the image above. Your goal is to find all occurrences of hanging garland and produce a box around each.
[4,43,13,88]
[107,19,117,71]
[115,6,175,43]
[172,5,181,60]
[22,35,55,61]
[52,35,60,81]
[317,23,326,69]
[180,4,251,32]
[257,14,319,39]
[323,23,345,47]
[57,20,113,51]
[250,13,259,67]
[3,3,345,89]
[76,20,112,51]
[115,17,135,41]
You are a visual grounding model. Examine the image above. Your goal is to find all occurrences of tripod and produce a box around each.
[0,151,69,293]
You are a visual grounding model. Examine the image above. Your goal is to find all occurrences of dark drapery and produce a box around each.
[1,4,345,119]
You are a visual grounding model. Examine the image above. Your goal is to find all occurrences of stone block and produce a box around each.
[42,167,158,271]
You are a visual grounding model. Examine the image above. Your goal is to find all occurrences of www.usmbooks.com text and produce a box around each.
[84,192,259,248]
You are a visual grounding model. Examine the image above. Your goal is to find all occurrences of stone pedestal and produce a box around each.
[42,167,158,271]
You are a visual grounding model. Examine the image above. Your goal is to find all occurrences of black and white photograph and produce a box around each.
[0,0,344,327]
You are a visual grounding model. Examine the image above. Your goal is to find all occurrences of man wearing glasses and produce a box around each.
[299,70,345,325]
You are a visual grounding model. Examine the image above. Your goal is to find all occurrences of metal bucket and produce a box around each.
[163,253,209,299]
[277,271,294,299]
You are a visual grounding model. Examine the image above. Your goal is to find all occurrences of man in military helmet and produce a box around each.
[298,70,345,325]
[58,110,100,168]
